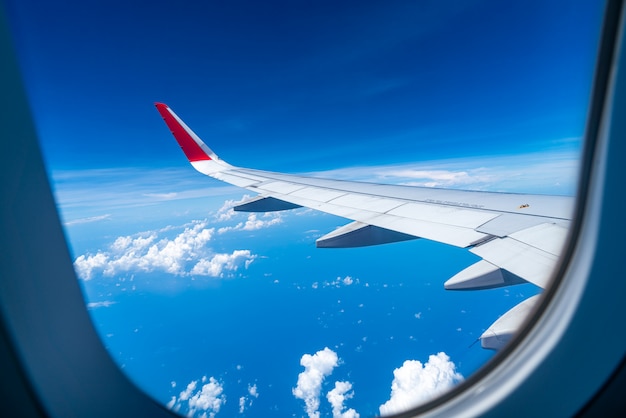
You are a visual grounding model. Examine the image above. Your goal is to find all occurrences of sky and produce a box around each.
[6,1,605,417]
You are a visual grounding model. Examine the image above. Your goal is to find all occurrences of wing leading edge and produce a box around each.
[155,103,574,350]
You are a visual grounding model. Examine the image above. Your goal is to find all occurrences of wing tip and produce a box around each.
[155,102,213,162]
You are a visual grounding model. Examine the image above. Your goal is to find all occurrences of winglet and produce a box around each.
[155,102,216,162]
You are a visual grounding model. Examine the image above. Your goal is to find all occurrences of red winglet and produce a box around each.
[155,103,211,162]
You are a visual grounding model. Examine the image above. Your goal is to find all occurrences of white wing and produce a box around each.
[156,103,574,349]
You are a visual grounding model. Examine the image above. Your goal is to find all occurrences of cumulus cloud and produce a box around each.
[379,352,463,416]
[190,250,256,277]
[73,220,257,279]
[293,347,340,418]
[327,381,359,418]
[217,213,282,234]
[74,252,109,280]
[168,377,225,418]
[238,383,259,414]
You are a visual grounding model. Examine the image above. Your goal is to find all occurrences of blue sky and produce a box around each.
[7,1,605,417]
[8,1,600,170]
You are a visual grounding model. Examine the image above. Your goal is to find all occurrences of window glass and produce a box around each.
[7,1,605,416]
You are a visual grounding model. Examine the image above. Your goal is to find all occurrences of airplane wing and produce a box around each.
[155,102,574,350]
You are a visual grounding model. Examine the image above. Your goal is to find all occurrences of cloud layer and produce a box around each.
[74,219,256,280]
[306,148,580,194]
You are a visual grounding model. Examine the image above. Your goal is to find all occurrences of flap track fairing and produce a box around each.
[316,221,418,248]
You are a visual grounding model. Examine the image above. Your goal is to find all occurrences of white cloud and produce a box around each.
[312,276,360,289]
[73,219,257,279]
[142,192,178,199]
[379,352,463,416]
[293,347,339,418]
[238,384,259,414]
[168,377,225,418]
[326,381,359,418]
[64,213,111,226]
[380,168,489,188]
[217,213,282,234]
[74,252,109,281]
[190,250,256,277]
[304,148,580,195]
[180,380,197,401]
[215,195,252,221]
[51,166,237,216]
[86,300,117,309]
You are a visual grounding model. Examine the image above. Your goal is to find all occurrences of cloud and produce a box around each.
[64,214,111,226]
[304,149,580,194]
[142,192,178,199]
[168,377,226,418]
[378,168,492,188]
[86,300,117,309]
[248,384,259,398]
[293,347,340,418]
[327,381,359,418]
[51,167,237,215]
[73,219,256,280]
[217,213,282,234]
[379,352,463,416]
[190,250,256,276]
[74,252,109,280]
[312,276,360,289]
[214,195,253,221]
[238,383,259,414]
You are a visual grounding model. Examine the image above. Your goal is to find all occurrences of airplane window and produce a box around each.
[6,1,606,416]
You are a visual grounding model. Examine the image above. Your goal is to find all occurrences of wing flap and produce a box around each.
[509,223,568,256]
[471,236,558,288]
[476,213,553,237]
